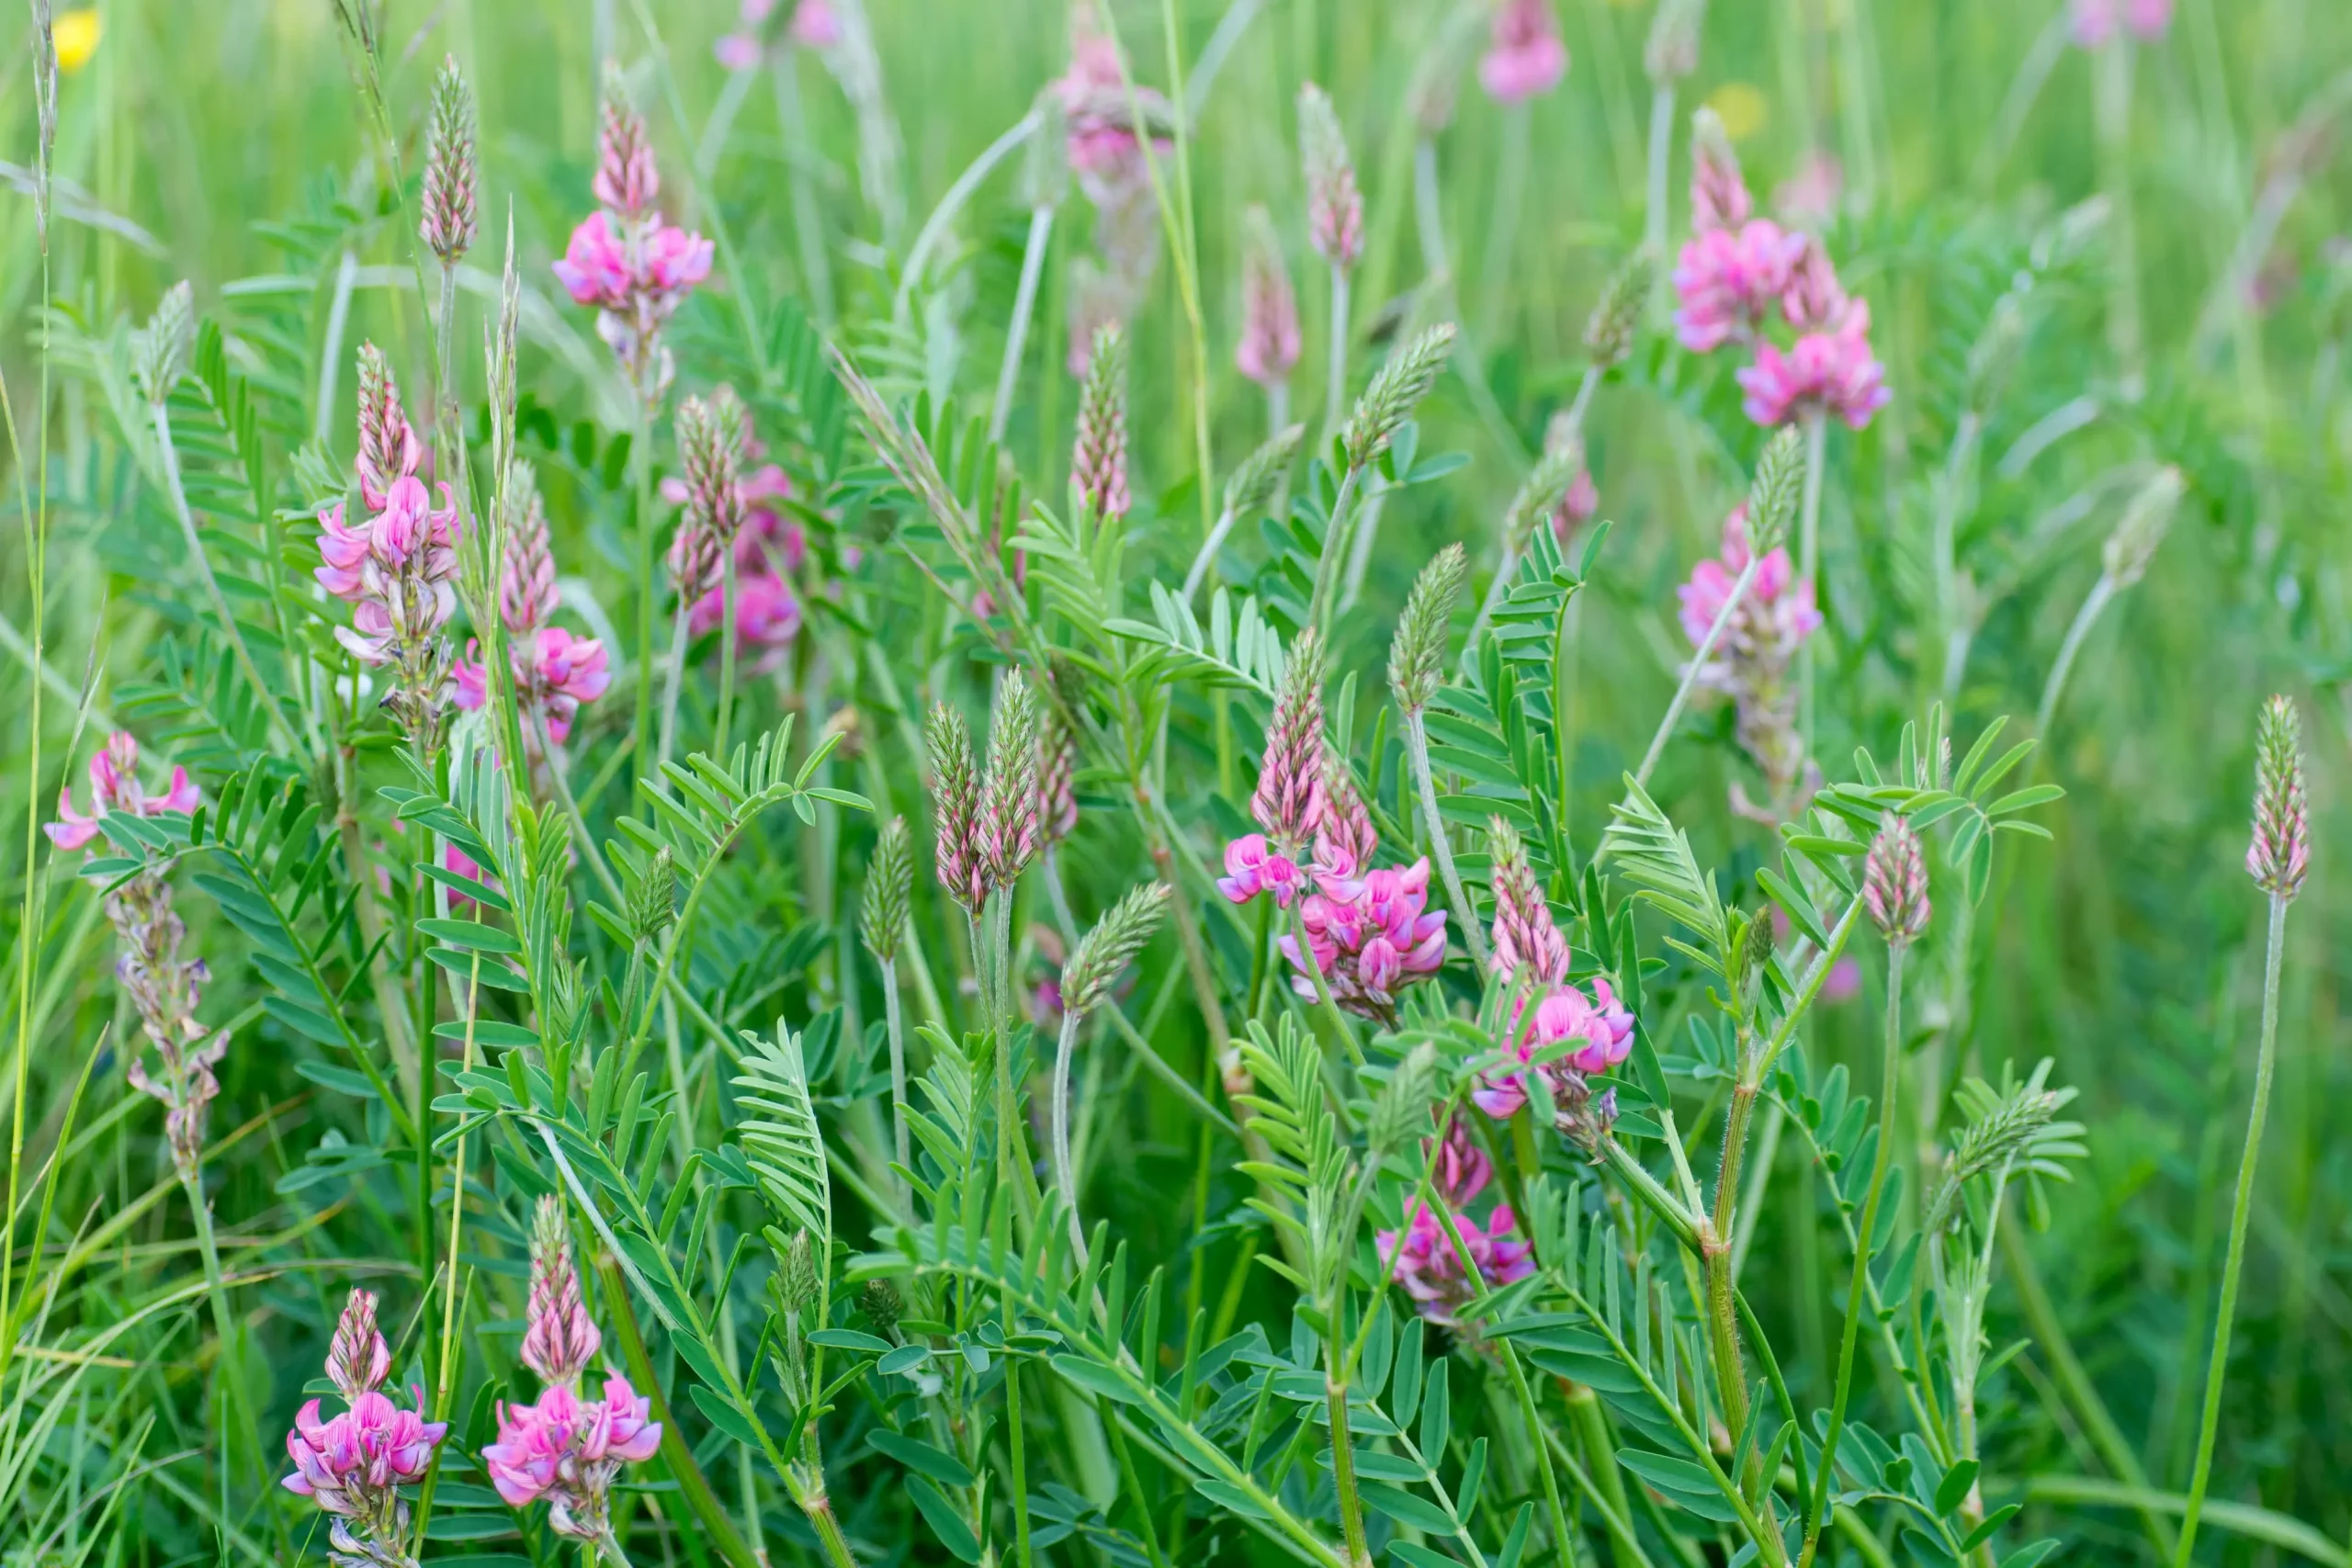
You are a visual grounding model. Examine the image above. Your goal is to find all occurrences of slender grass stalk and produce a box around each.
[1795,411,1827,753]
[1643,84,1678,268]
[880,953,910,1187]
[1810,942,1904,1548]
[1051,1010,1085,1257]
[2091,40,2145,399]
[1401,709,1489,971]
[1283,903,1363,1069]
[772,48,838,328]
[632,403,661,797]
[1636,552,1762,788]
[2175,890,2290,1567]
[990,206,1057,445]
[656,600,692,773]
[2034,573,2117,742]
[1463,367,1598,671]
[1325,264,1351,437]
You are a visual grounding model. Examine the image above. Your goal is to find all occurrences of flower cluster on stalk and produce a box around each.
[48,732,224,1180]
[1676,503,1822,818]
[927,673,1049,915]
[1056,0,1170,370]
[553,71,714,409]
[1469,819,1634,1153]
[453,466,612,751]
[1376,1112,1534,1326]
[482,1198,662,1540]
[1672,109,1889,431]
[662,387,810,671]
[318,344,464,749]
[282,1289,447,1568]
[1478,0,1568,104]
[1220,634,1449,1023]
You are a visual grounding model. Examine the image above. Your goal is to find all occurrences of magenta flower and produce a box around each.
[458,626,613,748]
[1774,152,1845,230]
[557,77,716,407]
[1376,1201,1536,1325]
[1432,1113,1493,1207]
[483,1382,580,1507]
[47,731,198,852]
[792,0,842,47]
[1735,302,1891,429]
[1217,833,1306,908]
[1672,220,1807,354]
[1676,504,1820,651]
[687,571,803,671]
[2072,0,2171,47]
[1473,976,1635,1118]
[1479,0,1569,104]
[1054,28,1171,206]
[282,1339,447,1568]
[1279,860,1449,1021]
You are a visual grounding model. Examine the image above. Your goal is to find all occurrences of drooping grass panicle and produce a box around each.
[421,54,479,265]
[1389,543,1466,715]
[861,816,913,964]
[2246,694,2308,902]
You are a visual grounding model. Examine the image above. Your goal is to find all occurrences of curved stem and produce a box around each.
[990,206,1057,445]
[880,955,910,1202]
[2175,893,2290,1566]
[2033,572,2117,742]
[1643,84,1677,268]
[655,599,691,773]
[894,112,1040,321]
[1402,710,1489,971]
[631,400,659,798]
[1325,264,1351,439]
[1052,1010,1086,1258]
[715,548,739,761]
[1283,902,1363,1069]
[1307,466,1363,634]
[1796,412,1827,757]
[1636,553,1763,788]
[1181,506,1238,606]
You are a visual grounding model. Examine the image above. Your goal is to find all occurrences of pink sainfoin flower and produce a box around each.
[1377,1201,1536,1325]
[1736,301,1890,429]
[484,1198,661,1540]
[1056,5,1170,209]
[554,72,714,409]
[663,420,806,672]
[1299,84,1363,272]
[1431,1112,1494,1208]
[1673,220,1807,353]
[1679,505,1820,814]
[50,734,225,1180]
[46,730,198,852]
[2073,0,2171,48]
[2246,695,2310,902]
[1281,858,1450,1022]
[1550,466,1599,547]
[1479,0,1569,104]
[1236,204,1303,389]
[717,0,841,71]
[1690,108,1752,235]
[284,1289,447,1567]
[1217,834,1308,908]
[1472,820,1632,1148]
[1248,630,1329,853]
[453,476,613,750]
[319,344,464,748]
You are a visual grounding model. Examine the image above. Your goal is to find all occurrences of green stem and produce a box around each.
[1325,1366,1373,1568]
[656,599,692,775]
[182,1171,258,1489]
[1796,412,1827,758]
[1703,1072,1759,1447]
[594,1262,758,1567]
[716,548,738,762]
[633,400,660,798]
[881,954,910,1202]
[2175,892,2290,1567]
[1003,1292,1035,1568]
[1403,710,1488,971]
[1810,941,1905,1548]
[1051,1010,1085,1258]
[1326,264,1351,439]
[1283,902,1363,1069]
[1308,465,1364,635]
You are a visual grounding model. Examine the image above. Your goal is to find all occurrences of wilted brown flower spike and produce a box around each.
[2246,694,2308,902]
[1863,812,1930,947]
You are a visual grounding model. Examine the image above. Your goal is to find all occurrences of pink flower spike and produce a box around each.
[1736,306,1892,430]
[1479,0,1569,104]
[1672,220,1806,355]
[589,1375,663,1462]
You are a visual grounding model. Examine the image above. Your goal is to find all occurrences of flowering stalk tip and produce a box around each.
[421,55,478,265]
[1298,84,1363,272]
[2246,694,2308,902]
[1863,812,1931,946]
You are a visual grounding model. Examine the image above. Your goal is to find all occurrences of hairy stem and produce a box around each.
[1325,1367,1374,1568]
[2175,892,2290,1566]
[1637,553,1763,788]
